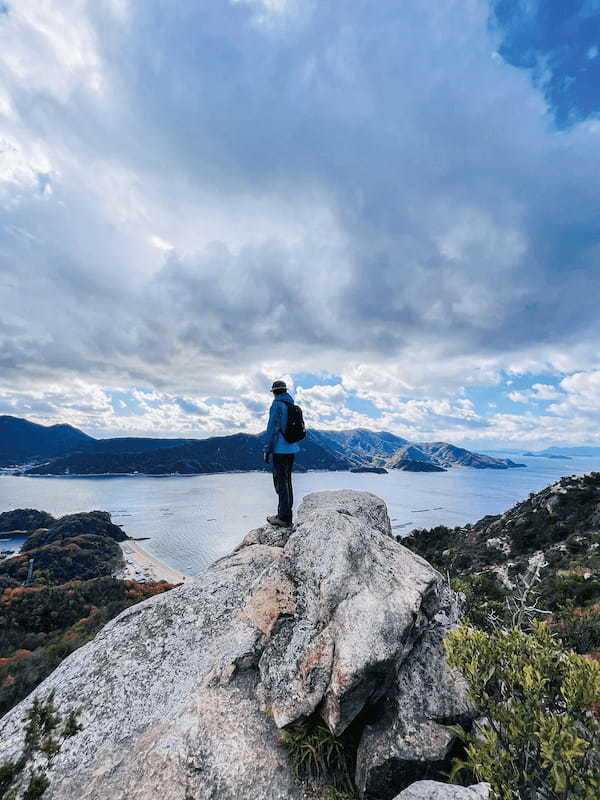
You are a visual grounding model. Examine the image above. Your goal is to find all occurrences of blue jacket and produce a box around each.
[264,393,301,455]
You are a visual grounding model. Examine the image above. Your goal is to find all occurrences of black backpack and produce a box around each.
[282,401,306,443]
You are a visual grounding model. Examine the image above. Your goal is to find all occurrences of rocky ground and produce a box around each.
[0,490,483,800]
[403,472,600,630]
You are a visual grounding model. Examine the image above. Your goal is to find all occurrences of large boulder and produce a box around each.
[393,782,490,799]
[0,542,292,800]
[355,590,477,798]
[0,490,472,800]
[256,490,443,736]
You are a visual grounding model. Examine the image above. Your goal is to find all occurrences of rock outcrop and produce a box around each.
[22,510,127,549]
[403,471,600,622]
[356,599,476,797]
[0,508,55,533]
[0,490,473,799]
[0,510,126,586]
[393,782,490,799]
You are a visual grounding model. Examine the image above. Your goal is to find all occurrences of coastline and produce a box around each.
[118,539,187,584]
[11,468,347,477]
[0,464,526,479]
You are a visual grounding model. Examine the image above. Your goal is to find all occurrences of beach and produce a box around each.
[118,539,187,584]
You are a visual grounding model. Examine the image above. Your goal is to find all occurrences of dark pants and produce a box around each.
[272,454,294,523]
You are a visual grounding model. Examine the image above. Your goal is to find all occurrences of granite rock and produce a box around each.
[393,781,490,799]
[0,490,471,800]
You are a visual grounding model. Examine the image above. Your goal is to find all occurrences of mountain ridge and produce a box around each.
[0,415,194,466]
[0,415,524,474]
[0,416,95,466]
[25,432,351,475]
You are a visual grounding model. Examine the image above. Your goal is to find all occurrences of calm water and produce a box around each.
[1,455,598,576]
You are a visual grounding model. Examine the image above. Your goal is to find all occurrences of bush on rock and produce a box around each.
[445,623,600,799]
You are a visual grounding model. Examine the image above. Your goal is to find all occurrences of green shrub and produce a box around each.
[62,709,82,738]
[445,623,600,799]
[23,693,60,757]
[0,762,18,797]
[0,692,82,799]
[451,573,506,630]
[552,602,600,655]
[22,774,49,800]
[281,722,355,797]
[545,575,600,611]
[322,787,356,800]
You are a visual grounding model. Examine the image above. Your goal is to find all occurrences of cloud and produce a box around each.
[507,383,562,404]
[1,0,600,445]
[548,371,600,418]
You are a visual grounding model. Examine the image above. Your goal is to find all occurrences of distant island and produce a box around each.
[0,415,525,475]
[525,445,600,458]
[522,452,572,460]
[349,466,389,474]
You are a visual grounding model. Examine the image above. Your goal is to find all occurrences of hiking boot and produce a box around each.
[267,515,291,528]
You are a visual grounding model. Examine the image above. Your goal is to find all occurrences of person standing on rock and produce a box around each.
[263,379,305,527]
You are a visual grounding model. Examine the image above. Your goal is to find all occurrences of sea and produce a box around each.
[1,454,598,577]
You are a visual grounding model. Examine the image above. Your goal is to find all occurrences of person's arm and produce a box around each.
[264,401,282,455]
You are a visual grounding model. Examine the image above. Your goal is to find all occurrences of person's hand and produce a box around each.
[263,452,270,463]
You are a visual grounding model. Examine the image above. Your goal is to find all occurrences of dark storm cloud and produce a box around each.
[1,0,600,399]
[91,0,600,358]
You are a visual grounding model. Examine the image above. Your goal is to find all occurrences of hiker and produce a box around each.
[263,379,305,527]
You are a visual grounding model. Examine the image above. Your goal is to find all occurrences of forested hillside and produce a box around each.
[0,509,177,715]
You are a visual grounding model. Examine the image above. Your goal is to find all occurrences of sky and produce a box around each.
[1,0,600,449]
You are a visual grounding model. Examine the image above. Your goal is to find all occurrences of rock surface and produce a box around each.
[0,490,471,800]
[356,591,477,798]
[393,782,490,799]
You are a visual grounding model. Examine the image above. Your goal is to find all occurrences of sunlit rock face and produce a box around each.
[393,782,490,800]
[0,490,473,800]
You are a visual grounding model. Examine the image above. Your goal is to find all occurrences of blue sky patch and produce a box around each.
[293,372,342,390]
[492,0,600,127]
[108,390,146,417]
[465,372,564,415]
[175,397,209,415]
[346,393,383,418]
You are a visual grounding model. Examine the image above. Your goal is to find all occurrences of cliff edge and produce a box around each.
[0,491,477,800]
